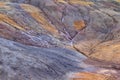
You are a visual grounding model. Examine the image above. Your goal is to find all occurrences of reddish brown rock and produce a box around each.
[74,20,86,31]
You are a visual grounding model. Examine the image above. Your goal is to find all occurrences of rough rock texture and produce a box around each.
[0,37,88,80]
[0,38,117,80]
[0,2,64,48]
[0,0,120,80]
[0,0,120,64]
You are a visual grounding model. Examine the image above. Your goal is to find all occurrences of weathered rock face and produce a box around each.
[0,2,64,48]
[0,37,94,80]
[0,0,120,80]
[0,0,120,64]
[0,38,118,80]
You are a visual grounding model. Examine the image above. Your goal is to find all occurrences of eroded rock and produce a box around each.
[0,37,92,80]
[0,0,120,80]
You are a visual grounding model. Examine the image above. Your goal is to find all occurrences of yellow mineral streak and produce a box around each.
[91,41,120,63]
[55,0,68,3]
[0,13,25,30]
[21,4,59,36]
[56,0,94,5]
[0,2,11,10]
[116,0,120,2]
[71,72,115,80]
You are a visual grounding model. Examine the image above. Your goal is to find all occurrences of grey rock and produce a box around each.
[0,38,93,80]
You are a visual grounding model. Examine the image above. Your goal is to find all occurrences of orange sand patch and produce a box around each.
[74,20,86,30]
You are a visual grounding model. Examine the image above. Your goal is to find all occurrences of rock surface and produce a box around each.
[0,37,88,80]
[0,37,117,80]
[71,72,116,80]
[0,0,120,80]
[0,0,120,63]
